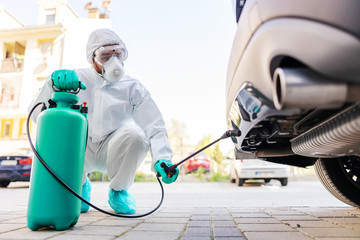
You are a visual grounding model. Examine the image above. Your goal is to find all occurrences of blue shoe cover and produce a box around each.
[80,177,91,213]
[108,189,136,214]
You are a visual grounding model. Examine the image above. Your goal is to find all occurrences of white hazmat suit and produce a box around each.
[29,29,173,191]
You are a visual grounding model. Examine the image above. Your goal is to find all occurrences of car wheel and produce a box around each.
[230,164,236,183]
[264,179,271,183]
[230,168,236,183]
[314,157,360,207]
[236,178,245,186]
[0,181,10,188]
[280,178,288,186]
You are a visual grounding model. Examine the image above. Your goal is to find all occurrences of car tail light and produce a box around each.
[22,172,31,176]
[19,157,32,165]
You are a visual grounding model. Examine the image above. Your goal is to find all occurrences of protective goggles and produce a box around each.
[94,45,128,65]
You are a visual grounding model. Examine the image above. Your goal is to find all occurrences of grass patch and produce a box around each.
[134,172,157,182]
[89,171,109,181]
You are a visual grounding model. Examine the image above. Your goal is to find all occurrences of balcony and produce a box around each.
[1,58,24,73]
[0,93,20,110]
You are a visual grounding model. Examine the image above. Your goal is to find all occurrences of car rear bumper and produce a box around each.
[237,168,289,179]
[0,168,31,182]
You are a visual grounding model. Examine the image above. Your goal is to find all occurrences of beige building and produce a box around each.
[0,0,111,154]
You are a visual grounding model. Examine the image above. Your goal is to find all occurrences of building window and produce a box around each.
[1,42,25,73]
[45,9,56,24]
[38,39,54,57]
[1,119,14,138]
[19,118,27,138]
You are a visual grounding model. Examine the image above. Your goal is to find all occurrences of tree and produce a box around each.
[194,135,212,157]
[211,143,224,164]
[194,136,225,173]
[166,119,191,162]
[195,136,223,162]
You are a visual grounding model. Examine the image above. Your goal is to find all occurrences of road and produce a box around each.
[0,178,348,210]
[132,179,349,208]
[1,179,360,240]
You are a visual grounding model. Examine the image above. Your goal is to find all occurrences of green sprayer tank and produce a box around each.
[27,92,88,230]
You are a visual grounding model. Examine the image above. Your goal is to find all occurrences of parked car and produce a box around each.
[226,0,360,206]
[0,150,33,187]
[230,158,289,186]
[180,153,211,174]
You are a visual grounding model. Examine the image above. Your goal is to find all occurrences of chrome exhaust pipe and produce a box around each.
[272,68,352,110]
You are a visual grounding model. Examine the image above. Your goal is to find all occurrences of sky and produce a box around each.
[1,0,237,152]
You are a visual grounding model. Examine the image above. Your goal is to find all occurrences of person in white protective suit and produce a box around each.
[29,28,179,214]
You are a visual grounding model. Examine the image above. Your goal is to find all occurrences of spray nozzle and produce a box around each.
[221,130,241,139]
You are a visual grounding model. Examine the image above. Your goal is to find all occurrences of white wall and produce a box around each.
[37,0,77,25]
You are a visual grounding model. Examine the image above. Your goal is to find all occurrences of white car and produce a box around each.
[226,0,360,206]
[230,159,289,186]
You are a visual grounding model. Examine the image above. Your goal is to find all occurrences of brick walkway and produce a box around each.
[1,206,360,239]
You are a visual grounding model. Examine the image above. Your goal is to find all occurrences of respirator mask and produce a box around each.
[94,45,128,83]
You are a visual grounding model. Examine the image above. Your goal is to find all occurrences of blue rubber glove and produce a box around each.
[51,69,86,91]
[154,159,179,184]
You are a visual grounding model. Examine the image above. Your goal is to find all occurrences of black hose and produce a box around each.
[27,101,241,218]
[27,102,164,218]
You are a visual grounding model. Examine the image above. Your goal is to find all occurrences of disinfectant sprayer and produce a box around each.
[26,81,241,230]
[27,89,88,230]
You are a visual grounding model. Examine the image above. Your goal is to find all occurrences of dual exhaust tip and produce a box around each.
[272,68,359,110]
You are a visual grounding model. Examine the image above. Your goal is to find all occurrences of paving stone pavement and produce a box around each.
[0,206,360,240]
[1,180,360,239]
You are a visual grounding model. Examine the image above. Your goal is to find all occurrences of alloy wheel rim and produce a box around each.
[339,156,360,190]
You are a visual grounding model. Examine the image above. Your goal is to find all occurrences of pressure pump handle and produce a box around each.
[52,81,85,94]
[160,162,178,178]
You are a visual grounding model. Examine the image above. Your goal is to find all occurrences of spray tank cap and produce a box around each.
[51,92,79,106]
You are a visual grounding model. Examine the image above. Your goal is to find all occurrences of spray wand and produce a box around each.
[157,130,241,178]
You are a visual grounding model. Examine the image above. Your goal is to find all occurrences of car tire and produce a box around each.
[314,157,360,207]
[0,181,10,188]
[236,178,244,186]
[230,164,236,183]
[280,178,288,186]
[264,179,271,183]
